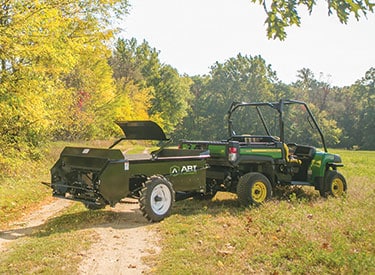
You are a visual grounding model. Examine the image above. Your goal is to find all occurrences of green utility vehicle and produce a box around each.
[48,121,209,222]
[48,99,346,222]
[179,99,347,206]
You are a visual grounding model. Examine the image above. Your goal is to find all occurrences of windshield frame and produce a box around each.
[227,99,327,152]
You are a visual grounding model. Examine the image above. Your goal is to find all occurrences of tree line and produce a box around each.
[174,56,374,150]
[1,0,374,171]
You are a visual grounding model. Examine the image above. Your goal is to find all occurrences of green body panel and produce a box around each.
[207,144,226,157]
[240,147,282,159]
[51,146,207,206]
[127,159,207,192]
[182,143,283,159]
[310,150,336,179]
[310,151,324,180]
[58,147,124,171]
[99,162,130,204]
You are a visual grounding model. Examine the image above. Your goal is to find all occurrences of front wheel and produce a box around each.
[237,172,272,206]
[139,175,175,222]
[320,170,347,197]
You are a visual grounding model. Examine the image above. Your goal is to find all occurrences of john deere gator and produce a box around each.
[179,99,347,206]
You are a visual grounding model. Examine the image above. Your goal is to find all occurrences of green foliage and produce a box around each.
[57,47,117,140]
[0,0,129,159]
[110,38,161,85]
[110,38,193,133]
[286,67,374,148]
[1,0,374,168]
[0,143,59,226]
[251,0,375,40]
[109,38,160,126]
[352,68,375,149]
[175,61,373,149]
[150,65,193,133]
[175,54,279,141]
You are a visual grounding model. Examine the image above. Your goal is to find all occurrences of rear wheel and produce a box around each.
[320,170,347,197]
[237,172,272,206]
[139,175,175,222]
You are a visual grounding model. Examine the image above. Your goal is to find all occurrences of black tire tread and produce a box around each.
[139,175,175,222]
[320,170,347,197]
[237,172,272,206]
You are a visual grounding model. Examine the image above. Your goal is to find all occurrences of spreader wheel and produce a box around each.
[139,175,175,222]
[237,172,272,206]
[320,170,347,197]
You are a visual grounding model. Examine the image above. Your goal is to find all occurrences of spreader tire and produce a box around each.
[139,175,175,222]
[237,172,272,206]
[320,170,347,197]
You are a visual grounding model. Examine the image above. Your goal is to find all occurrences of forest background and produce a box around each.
[1,0,374,175]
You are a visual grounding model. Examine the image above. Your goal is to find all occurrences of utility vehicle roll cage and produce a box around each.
[227,99,327,152]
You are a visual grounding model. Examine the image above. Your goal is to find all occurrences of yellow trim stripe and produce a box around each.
[248,149,281,153]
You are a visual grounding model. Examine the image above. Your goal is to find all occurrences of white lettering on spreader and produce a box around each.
[170,165,197,176]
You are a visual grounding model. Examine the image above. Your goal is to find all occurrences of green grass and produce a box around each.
[1,148,374,274]
[0,144,62,228]
[149,149,375,274]
[0,141,96,228]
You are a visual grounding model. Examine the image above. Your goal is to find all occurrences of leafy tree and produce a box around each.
[58,49,116,140]
[327,85,361,148]
[251,0,375,40]
[352,68,375,149]
[110,38,193,133]
[110,38,161,85]
[111,79,154,122]
[0,0,128,159]
[173,75,211,140]
[291,69,343,147]
[176,54,279,140]
[150,65,193,133]
[109,38,160,129]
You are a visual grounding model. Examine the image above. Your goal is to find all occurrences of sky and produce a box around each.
[119,0,375,87]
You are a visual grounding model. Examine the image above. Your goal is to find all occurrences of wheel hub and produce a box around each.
[251,181,267,203]
[150,184,172,215]
[331,178,344,196]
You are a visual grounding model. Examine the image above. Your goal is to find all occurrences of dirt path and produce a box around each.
[0,198,160,274]
[0,199,73,253]
[78,200,160,275]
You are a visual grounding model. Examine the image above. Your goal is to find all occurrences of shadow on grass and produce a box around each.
[0,202,149,241]
[172,187,321,218]
[1,187,321,241]
[173,196,241,216]
[272,185,320,202]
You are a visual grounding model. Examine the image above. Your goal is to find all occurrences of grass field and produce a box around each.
[149,149,375,274]
[0,148,374,274]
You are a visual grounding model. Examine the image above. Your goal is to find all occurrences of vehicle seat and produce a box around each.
[283,143,302,165]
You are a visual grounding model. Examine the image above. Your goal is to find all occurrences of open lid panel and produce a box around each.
[116,121,168,140]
